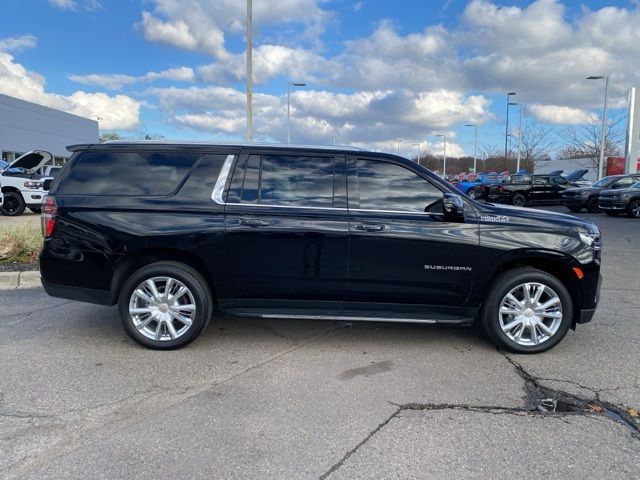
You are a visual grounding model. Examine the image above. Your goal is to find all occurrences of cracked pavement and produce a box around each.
[1,206,638,479]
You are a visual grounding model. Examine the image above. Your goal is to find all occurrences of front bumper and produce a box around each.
[598,197,628,210]
[20,189,46,206]
[576,272,602,324]
[562,196,587,208]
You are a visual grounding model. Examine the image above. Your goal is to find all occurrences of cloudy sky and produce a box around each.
[1,0,639,157]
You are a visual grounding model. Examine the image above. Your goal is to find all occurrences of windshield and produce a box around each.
[591,176,619,188]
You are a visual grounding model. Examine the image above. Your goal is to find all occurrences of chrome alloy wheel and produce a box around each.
[498,282,563,347]
[631,201,640,218]
[128,277,196,341]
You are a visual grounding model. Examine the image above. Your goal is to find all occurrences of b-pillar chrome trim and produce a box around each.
[211,154,236,205]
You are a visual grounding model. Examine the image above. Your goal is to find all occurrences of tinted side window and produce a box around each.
[355,159,442,212]
[614,177,635,188]
[550,176,567,185]
[60,151,200,196]
[532,177,549,185]
[259,155,334,207]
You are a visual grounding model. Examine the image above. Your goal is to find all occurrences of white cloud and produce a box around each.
[49,0,102,11]
[0,35,37,53]
[137,0,330,59]
[150,84,487,154]
[69,67,195,90]
[528,104,593,125]
[0,52,140,130]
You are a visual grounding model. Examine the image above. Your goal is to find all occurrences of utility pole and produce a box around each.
[246,0,253,142]
[436,134,447,175]
[396,139,402,155]
[412,143,421,164]
[505,92,516,170]
[287,81,306,143]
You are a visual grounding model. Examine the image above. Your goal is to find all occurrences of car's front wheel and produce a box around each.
[118,262,212,349]
[586,197,600,213]
[512,194,526,207]
[480,268,573,353]
[627,200,640,218]
[0,191,26,216]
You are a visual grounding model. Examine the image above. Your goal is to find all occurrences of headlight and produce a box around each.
[621,193,631,201]
[24,181,43,189]
[579,232,596,246]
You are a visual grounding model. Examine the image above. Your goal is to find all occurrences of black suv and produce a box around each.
[563,175,640,213]
[488,174,575,207]
[40,142,602,353]
[598,181,640,218]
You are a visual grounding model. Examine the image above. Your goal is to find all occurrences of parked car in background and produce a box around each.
[41,141,602,353]
[488,174,576,207]
[44,165,63,177]
[563,174,640,213]
[1,151,53,216]
[598,181,640,218]
[564,169,590,187]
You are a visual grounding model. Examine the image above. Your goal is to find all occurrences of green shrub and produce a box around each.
[0,225,42,264]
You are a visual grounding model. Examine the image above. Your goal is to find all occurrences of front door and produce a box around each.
[223,151,349,310]
[345,156,479,314]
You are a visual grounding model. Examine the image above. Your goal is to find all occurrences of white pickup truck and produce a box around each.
[0,150,54,216]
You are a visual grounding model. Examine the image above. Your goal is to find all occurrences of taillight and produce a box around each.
[41,196,58,238]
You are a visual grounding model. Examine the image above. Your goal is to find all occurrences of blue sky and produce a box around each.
[1,0,639,158]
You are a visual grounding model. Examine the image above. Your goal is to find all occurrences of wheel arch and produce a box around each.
[1,185,22,195]
[480,252,582,328]
[110,248,217,306]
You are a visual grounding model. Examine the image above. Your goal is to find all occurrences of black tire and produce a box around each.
[468,190,477,199]
[118,261,213,350]
[627,200,640,218]
[0,191,26,216]
[512,194,526,207]
[29,207,42,214]
[586,197,600,213]
[480,267,573,354]
[567,206,581,213]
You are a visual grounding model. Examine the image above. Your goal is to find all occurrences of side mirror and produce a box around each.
[443,193,465,221]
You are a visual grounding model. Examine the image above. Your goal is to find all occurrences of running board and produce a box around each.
[221,309,474,325]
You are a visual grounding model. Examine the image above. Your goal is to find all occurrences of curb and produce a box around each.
[0,271,42,290]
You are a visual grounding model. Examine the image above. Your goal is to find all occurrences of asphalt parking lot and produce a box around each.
[1,206,639,479]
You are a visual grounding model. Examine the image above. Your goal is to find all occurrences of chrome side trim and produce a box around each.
[260,314,437,323]
[211,154,236,205]
[225,202,347,212]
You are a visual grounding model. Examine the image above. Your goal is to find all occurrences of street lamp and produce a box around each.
[331,135,337,145]
[465,124,478,173]
[396,139,402,155]
[246,0,253,142]
[412,143,421,164]
[436,134,447,175]
[505,92,516,169]
[287,81,306,143]
[515,104,524,172]
[587,75,610,180]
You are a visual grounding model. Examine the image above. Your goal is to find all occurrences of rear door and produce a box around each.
[345,156,479,314]
[223,150,349,310]
[549,175,570,201]
[529,176,550,203]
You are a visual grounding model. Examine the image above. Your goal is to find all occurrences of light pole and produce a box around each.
[505,91,516,169]
[465,124,478,173]
[246,0,253,142]
[412,143,421,164]
[331,135,337,145]
[587,75,610,180]
[287,81,306,143]
[396,139,402,155]
[436,134,447,175]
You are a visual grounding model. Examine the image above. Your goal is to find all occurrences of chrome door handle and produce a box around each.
[354,223,385,232]
[239,218,271,227]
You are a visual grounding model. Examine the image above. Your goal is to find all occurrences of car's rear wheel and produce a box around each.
[118,262,212,349]
[480,268,573,353]
[512,194,526,207]
[0,192,26,216]
[627,200,640,218]
[586,197,600,213]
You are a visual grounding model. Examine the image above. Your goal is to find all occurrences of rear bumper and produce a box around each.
[41,280,113,306]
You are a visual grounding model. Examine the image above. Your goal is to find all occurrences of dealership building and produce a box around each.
[0,94,98,166]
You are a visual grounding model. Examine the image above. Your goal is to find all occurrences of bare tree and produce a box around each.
[558,110,625,170]
[99,132,123,143]
[515,121,556,172]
